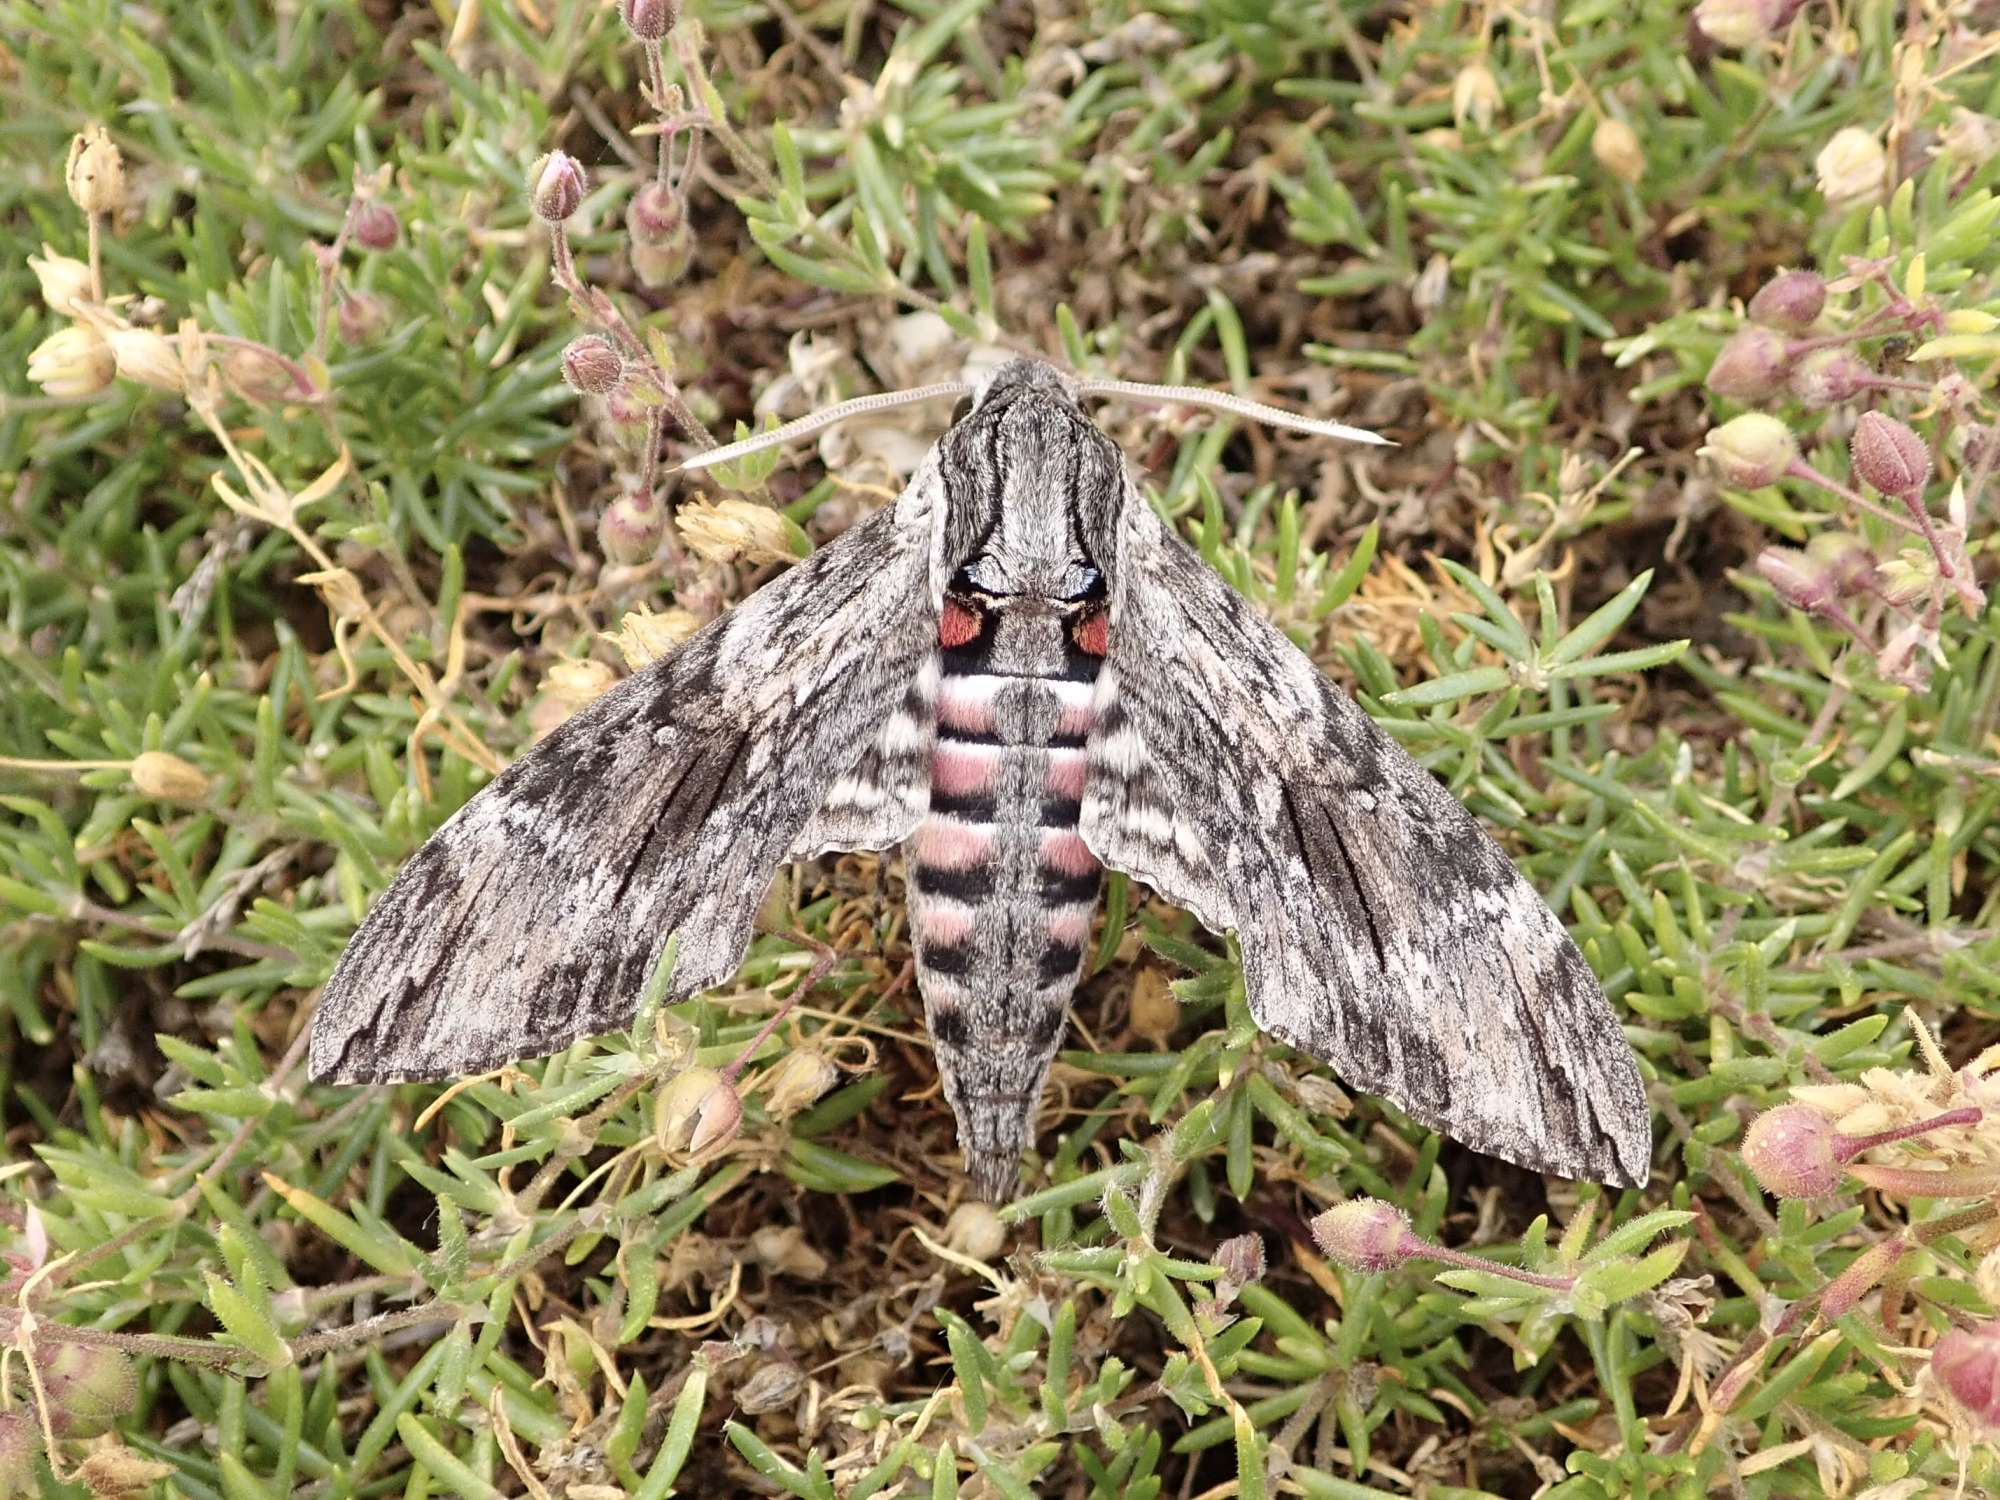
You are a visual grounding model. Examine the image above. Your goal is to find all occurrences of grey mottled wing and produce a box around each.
[1080,481,1651,1186]
[310,475,943,1085]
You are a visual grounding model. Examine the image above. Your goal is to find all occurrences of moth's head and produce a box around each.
[961,357,1080,418]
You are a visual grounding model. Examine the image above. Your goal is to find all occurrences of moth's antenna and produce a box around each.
[1075,378,1392,447]
[673,381,974,472]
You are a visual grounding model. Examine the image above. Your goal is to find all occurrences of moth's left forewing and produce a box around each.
[1080,472,1651,1187]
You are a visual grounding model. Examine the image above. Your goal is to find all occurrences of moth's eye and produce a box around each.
[1060,564,1106,604]
[950,395,974,425]
[949,563,981,595]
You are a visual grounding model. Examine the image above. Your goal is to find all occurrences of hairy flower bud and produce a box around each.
[626,180,685,244]
[106,326,186,393]
[1851,411,1932,499]
[621,0,681,39]
[1451,62,1501,131]
[1700,413,1797,488]
[1742,1104,1843,1198]
[0,1412,38,1499]
[1818,1235,1908,1321]
[598,490,668,565]
[1706,327,1792,401]
[27,325,115,399]
[29,246,93,315]
[1127,966,1180,1045]
[41,1342,138,1436]
[1748,269,1826,330]
[222,345,299,404]
[351,200,400,251]
[65,126,126,216]
[1933,1322,2000,1426]
[131,750,212,802]
[561,335,624,395]
[1755,546,1834,613]
[945,1201,1008,1261]
[1309,1199,1413,1274]
[760,1048,837,1118]
[1212,1232,1267,1289]
[1788,347,1872,407]
[530,151,588,223]
[1591,117,1644,184]
[336,291,391,345]
[1816,128,1887,212]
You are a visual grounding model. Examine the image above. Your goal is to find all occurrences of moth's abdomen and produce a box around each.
[909,604,1107,1199]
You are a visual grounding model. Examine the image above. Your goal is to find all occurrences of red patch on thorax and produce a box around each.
[1074,609,1109,657]
[939,599,983,648]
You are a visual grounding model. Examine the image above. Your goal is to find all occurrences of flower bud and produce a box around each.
[1851,411,1931,499]
[530,150,588,223]
[65,126,126,216]
[28,246,93,315]
[688,1077,744,1154]
[1933,1322,2000,1426]
[1818,1235,1908,1321]
[598,490,668,565]
[0,1412,38,1499]
[351,200,400,251]
[1212,1232,1267,1289]
[1742,1104,1843,1198]
[760,1048,837,1118]
[1936,108,2000,171]
[336,291,391,345]
[105,326,186,393]
[1705,327,1792,401]
[1127,967,1180,1046]
[1816,127,1887,213]
[1788,347,1872,407]
[1591,117,1644,184]
[130,750,212,802]
[27,325,115,399]
[1692,0,1787,46]
[626,180,684,244]
[222,345,299,404]
[561,335,624,395]
[944,1201,1008,1261]
[633,229,695,288]
[41,1342,138,1436]
[1748,269,1826,330]
[656,1066,724,1150]
[1755,546,1834,613]
[622,0,680,38]
[1700,413,1797,488]
[1309,1199,1413,1274]
[1451,62,1501,132]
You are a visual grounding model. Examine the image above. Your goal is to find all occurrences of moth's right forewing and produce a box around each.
[310,465,949,1085]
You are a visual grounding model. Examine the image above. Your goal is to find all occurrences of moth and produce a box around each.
[311,358,1652,1198]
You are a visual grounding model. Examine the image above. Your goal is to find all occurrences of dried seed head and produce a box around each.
[1591,117,1644,184]
[529,151,588,223]
[598,490,668,566]
[1451,62,1501,131]
[688,1077,743,1155]
[1692,0,1787,46]
[543,658,618,717]
[1127,966,1180,1046]
[65,126,127,216]
[760,1048,838,1118]
[1705,327,1793,401]
[1742,1104,1844,1199]
[222,345,299,405]
[351,200,400,251]
[1211,1232,1267,1289]
[655,1066,723,1150]
[75,1444,176,1497]
[1700,413,1798,488]
[1747,269,1827,330]
[626,180,685,244]
[1932,1322,2000,1426]
[603,606,701,668]
[1937,108,2000,170]
[1788,347,1873,408]
[1816,127,1887,213]
[336,291,391,345]
[749,1224,829,1279]
[27,325,115,399]
[561,335,624,395]
[677,497,802,566]
[1309,1199,1412,1275]
[621,0,680,39]
[735,1360,805,1414]
[130,750,212,802]
[1851,411,1932,498]
[105,326,186,394]
[944,1201,1008,1261]
[1754,545,1834,613]
[41,1342,138,1436]
[29,246,93,315]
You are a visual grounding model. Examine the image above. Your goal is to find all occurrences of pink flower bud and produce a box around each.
[41,1342,138,1436]
[1788,347,1873,408]
[626,181,685,245]
[1692,0,1792,47]
[1933,1322,2000,1425]
[1212,1233,1267,1289]
[1755,545,1835,612]
[351,201,400,251]
[1706,327,1793,401]
[1701,413,1798,488]
[561,335,624,395]
[1742,1105,1844,1198]
[530,151,588,223]
[1310,1199,1413,1274]
[621,0,680,39]
[1851,411,1932,499]
[0,1412,38,1494]
[1818,1235,1908,1321]
[336,291,391,345]
[1748,269,1826,330]
[598,490,667,565]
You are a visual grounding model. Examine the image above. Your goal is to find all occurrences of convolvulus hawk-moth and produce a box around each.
[310,358,1652,1197]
